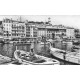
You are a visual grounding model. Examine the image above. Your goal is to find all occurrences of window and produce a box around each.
[26,35,30,37]
[34,35,37,37]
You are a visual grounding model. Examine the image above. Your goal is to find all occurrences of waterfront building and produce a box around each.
[2,18,76,42]
[25,21,38,41]
[3,19,38,41]
[2,18,26,41]
[37,18,51,40]
[47,25,75,40]
[37,24,66,40]
[74,29,80,39]
[0,21,4,41]
[47,25,66,39]
[12,21,26,40]
[37,24,47,39]
[25,21,52,41]
[66,27,75,40]
[2,18,12,40]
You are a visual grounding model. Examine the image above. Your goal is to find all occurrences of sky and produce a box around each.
[0,15,80,29]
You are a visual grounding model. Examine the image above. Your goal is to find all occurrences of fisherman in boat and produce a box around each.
[30,42,35,56]
[30,49,34,56]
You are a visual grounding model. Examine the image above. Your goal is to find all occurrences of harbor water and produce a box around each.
[0,41,74,65]
[0,43,31,58]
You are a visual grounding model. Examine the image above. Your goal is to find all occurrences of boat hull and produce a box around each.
[50,48,80,65]
[14,50,60,65]
[50,53,79,65]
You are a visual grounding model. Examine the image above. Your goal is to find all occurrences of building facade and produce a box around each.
[66,27,75,39]
[0,21,4,41]
[2,18,76,41]
[74,29,80,39]
[12,21,26,40]
[25,22,38,41]
[2,18,12,40]
[2,18,26,40]
[52,25,66,39]
[37,24,66,40]
[37,24,75,40]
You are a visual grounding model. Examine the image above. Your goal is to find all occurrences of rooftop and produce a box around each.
[3,18,24,23]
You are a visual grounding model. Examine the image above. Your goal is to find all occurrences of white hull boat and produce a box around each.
[13,50,60,65]
[50,46,80,64]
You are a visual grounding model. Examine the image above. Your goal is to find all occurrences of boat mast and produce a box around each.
[44,21,47,54]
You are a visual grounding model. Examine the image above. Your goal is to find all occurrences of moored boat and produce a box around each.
[50,45,80,65]
[13,50,60,65]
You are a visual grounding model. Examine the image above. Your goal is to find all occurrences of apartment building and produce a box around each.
[37,24,66,40]
[25,21,38,41]
[0,21,4,41]
[2,18,12,40]
[52,25,66,39]
[2,18,26,40]
[37,24,75,40]
[74,29,80,39]
[12,21,26,40]
[2,18,75,41]
[66,27,75,39]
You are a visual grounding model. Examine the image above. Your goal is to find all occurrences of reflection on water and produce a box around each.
[0,43,15,58]
[0,42,72,57]
[0,43,31,58]
[53,41,73,51]
[17,44,31,52]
